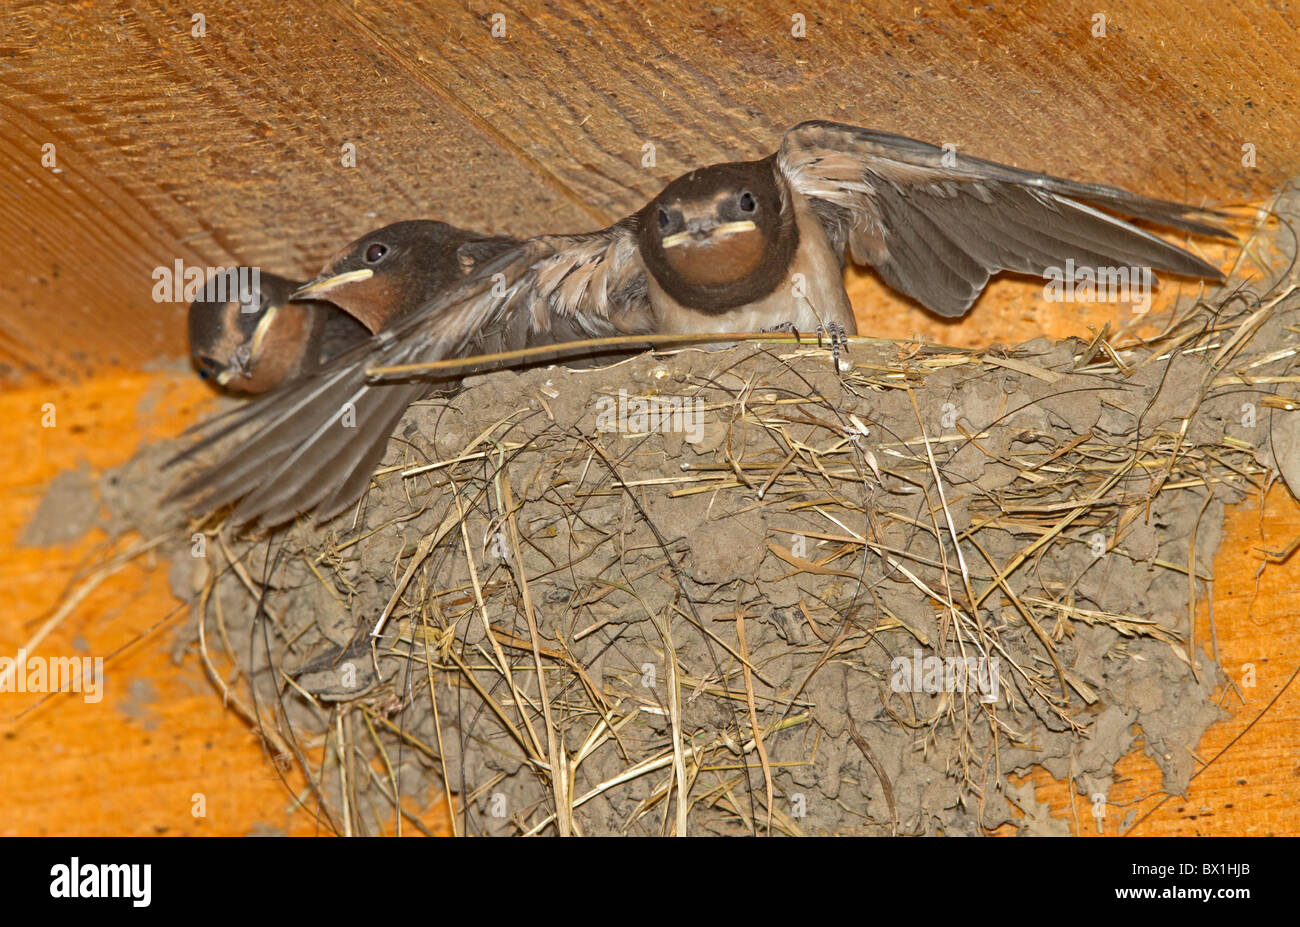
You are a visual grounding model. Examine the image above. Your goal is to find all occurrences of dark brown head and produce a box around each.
[188,269,321,393]
[637,156,798,311]
[290,220,513,333]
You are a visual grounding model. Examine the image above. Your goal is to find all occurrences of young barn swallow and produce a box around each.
[288,219,520,337]
[173,121,1232,526]
[188,270,371,393]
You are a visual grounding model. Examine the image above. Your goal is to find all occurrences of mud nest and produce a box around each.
[143,194,1300,837]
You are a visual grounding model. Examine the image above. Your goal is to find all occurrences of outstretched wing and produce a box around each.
[778,121,1232,318]
[169,223,652,527]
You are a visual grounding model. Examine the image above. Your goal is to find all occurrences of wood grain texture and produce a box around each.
[1,0,1296,381]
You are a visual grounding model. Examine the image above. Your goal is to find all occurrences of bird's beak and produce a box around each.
[661,219,756,249]
[291,268,374,300]
[247,304,279,362]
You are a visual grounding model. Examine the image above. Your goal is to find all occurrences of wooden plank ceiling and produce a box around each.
[1,0,1297,383]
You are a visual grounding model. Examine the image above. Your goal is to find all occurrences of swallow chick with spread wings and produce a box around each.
[172,121,1232,527]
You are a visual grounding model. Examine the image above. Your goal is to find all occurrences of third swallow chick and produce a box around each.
[188,270,369,394]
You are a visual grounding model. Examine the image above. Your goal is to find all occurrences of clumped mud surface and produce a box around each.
[53,190,1300,836]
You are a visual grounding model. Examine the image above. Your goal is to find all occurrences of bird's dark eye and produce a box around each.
[657,209,670,229]
[365,243,388,263]
[739,192,757,212]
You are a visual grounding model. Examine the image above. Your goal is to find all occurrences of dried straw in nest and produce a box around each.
[179,199,1300,836]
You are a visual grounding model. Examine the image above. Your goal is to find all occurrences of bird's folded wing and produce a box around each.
[168,224,651,527]
[778,120,1233,318]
